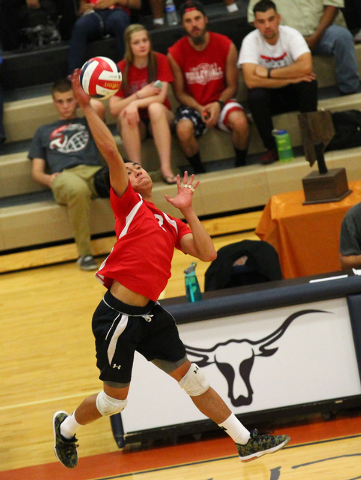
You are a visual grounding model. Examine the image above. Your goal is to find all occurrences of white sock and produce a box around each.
[153,17,164,25]
[60,412,82,439]
[226,2,239,12]
[218,413,250,445]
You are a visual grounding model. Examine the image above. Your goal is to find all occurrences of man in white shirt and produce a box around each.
[239,0,318,164]
[248,0,360,96]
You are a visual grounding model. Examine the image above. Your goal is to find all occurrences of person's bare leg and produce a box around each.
[119,116,147,164]
[71,384,130,426]
[149,0,165,23]
[148,103,176,180]
[228,110,249,151]
[168,360,231,424]
[90,99,106,121]
[176,118,199,157]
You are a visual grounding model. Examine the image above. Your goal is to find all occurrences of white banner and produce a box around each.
[121,298,361,433]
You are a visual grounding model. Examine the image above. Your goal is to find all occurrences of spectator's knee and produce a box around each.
[176,118,194,143]
[228,111,249,137]
[148,102,165,120]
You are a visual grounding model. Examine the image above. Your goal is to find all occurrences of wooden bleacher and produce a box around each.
[1,5,361,273]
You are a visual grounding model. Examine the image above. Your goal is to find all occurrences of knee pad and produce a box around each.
[179,363,210,396]
[96,391,128,417]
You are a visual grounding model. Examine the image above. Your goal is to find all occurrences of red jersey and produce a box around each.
[96,183,191,301]
[116,52,174,117]
[168,32,232,106]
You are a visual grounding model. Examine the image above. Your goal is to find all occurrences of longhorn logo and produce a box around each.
[184,309,330,407]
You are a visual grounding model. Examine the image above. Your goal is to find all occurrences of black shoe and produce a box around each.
[237,429,290,462]
[76,255,98,271]
[53,411,79,468]
[260,150,279,165]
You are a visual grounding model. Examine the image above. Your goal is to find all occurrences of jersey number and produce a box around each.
[154,214,167,232]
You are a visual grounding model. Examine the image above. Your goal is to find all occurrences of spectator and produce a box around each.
[248,0,360,95]
[28,78,106,271]
[0,0,77,51]
[168,0,249,173]
[109,24,177,184]
[0,51,5,146]
[339,202,361,269]
[68,0,141,74]
[151,0,240,27]
[239,0,318,164]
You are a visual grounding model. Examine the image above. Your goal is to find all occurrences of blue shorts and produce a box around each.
[174,100,244,137]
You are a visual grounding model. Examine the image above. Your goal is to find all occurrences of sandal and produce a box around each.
[163,175,178,185]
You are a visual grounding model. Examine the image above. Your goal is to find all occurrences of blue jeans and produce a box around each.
[68,9,130,73]
[313,24,360,94]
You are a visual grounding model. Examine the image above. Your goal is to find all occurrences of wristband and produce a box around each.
[268,68,273,79]
[217,99,225,110]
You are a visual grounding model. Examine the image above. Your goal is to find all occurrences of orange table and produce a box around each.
[256,180,361,279]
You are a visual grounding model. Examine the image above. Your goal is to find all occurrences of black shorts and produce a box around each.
[174,106,207,138]
[92,290,187,384]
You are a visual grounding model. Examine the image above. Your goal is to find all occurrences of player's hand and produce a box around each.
[305,34,319,52]
[94,0,117,9]
[255,64,268,78]
[26,0,40,9]
[121,103,140,126]
[164,171,200,209]
[138,83,162,99]
[202,102,220,128]
[291,72,316,83]
[70,69,91,109]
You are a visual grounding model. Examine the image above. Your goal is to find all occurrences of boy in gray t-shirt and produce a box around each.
[28,78,105,271]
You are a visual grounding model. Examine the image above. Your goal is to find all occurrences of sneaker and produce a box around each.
[260,150,279,165]
[53,411,78,468]
[76,255,98,271]
[236,429,290,462]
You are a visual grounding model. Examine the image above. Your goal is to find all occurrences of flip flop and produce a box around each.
[163,175,178,185]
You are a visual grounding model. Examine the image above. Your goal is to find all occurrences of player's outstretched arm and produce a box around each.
[165,172,217,263]
[70,70,129,197]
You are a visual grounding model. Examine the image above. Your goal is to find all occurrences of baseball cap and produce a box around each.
[179,0,207,20]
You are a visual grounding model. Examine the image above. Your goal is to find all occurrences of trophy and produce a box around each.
[298,110,352,204]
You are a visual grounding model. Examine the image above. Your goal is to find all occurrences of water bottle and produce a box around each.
[184,262,202,302]
[165,0,178,25]
[272,129,294,162]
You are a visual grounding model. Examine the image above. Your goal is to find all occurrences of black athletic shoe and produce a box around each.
[53,411,78,468]
[76,255,98,271]
[237,429,290,462]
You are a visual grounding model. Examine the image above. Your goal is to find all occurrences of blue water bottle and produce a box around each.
[184,262,202,302]
[272,129,294,162]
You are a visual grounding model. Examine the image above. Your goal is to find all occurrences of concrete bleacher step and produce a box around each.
[1,146,361,255]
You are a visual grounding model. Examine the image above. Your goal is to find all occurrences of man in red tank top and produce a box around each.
[168,1,249,173]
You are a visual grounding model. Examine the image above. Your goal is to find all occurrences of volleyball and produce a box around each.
[80,56,122,99]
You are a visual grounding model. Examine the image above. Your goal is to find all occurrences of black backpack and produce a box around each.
[325,109,361,151]
[204,240,283,292]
